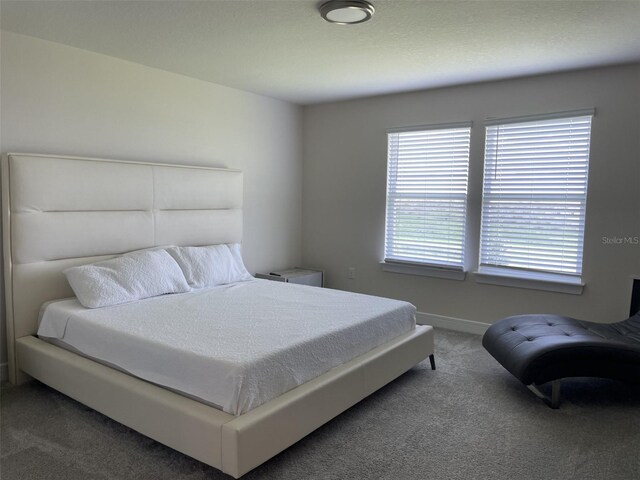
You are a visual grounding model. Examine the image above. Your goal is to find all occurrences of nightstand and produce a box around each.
[256,268,324,287]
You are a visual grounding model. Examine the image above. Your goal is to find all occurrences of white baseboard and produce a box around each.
[0,362,7,383]
[416,312,490,335]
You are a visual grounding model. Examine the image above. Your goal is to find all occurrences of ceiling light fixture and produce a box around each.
[319,0,375,25]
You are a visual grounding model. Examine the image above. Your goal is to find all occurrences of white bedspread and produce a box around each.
[38,280,416,415]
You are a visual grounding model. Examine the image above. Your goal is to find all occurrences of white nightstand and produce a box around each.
[256,268,324,287]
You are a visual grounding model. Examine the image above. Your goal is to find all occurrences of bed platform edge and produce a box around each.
[16,325,433,478]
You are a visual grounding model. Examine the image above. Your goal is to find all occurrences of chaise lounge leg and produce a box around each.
[429,354,436,370]
[550,379,561,409]
[527,380,561,409]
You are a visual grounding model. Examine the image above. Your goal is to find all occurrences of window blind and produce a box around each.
[479,113,593,277]
[385,124,471,269]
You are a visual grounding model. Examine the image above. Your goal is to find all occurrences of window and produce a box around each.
[478,110,593,285]
[384,123,471,275]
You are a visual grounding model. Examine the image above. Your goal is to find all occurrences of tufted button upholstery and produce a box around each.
[483,313,640,386]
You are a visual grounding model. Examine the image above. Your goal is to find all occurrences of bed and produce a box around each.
[2,153,434,477]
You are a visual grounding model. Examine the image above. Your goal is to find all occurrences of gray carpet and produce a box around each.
[1,328,639,480]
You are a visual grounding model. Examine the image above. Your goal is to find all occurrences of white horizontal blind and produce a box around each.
[385,125,471,269]
[480,113,593,276]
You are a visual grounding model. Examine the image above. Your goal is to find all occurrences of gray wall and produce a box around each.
[302,65,640,325]
[0,31,304,377]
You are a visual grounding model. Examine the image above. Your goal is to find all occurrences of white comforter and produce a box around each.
[38,279,416,415]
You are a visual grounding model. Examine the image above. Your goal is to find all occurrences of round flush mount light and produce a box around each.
[319,0,375,25]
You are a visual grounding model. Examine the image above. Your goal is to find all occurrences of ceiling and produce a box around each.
[2,0,640,105]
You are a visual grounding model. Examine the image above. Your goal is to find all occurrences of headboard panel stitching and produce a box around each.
[151,163,157,246]
[23,209,150,213]
[16,208,237,213]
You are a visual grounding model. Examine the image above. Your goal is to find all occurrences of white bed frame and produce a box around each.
[2,153,434,478]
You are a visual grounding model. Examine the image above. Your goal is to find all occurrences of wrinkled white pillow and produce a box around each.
[226,243,253,284]
[123,245,175,256]
[166,243,253,288]
[64,249,191,308]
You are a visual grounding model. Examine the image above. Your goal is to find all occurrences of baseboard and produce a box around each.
[416,312,490,335]
[0,362,7,383]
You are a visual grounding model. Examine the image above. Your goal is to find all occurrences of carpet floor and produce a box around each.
[1,328,639,480]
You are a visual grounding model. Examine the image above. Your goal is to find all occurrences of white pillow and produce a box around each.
[227,243,253,283]
[123,245,175,256]
[166,243,253,288]
[64,249,191,308]
[227,243,252,275]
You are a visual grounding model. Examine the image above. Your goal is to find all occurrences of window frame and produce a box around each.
[475,109,594,294]
[382,121,472,280]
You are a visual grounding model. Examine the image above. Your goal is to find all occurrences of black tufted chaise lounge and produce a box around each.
[482,312,640,408]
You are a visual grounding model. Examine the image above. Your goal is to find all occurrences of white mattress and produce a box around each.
[37,279,416,415]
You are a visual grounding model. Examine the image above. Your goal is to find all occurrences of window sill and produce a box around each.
[380,261,466,281]
[474,267,584,295]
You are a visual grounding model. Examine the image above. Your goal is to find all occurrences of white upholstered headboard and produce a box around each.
[2,153,243,383]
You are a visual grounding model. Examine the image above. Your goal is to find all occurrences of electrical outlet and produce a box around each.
[348,267,356,279]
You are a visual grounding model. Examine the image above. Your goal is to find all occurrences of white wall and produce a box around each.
[302,65,640,326]
[0,31,303,376]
